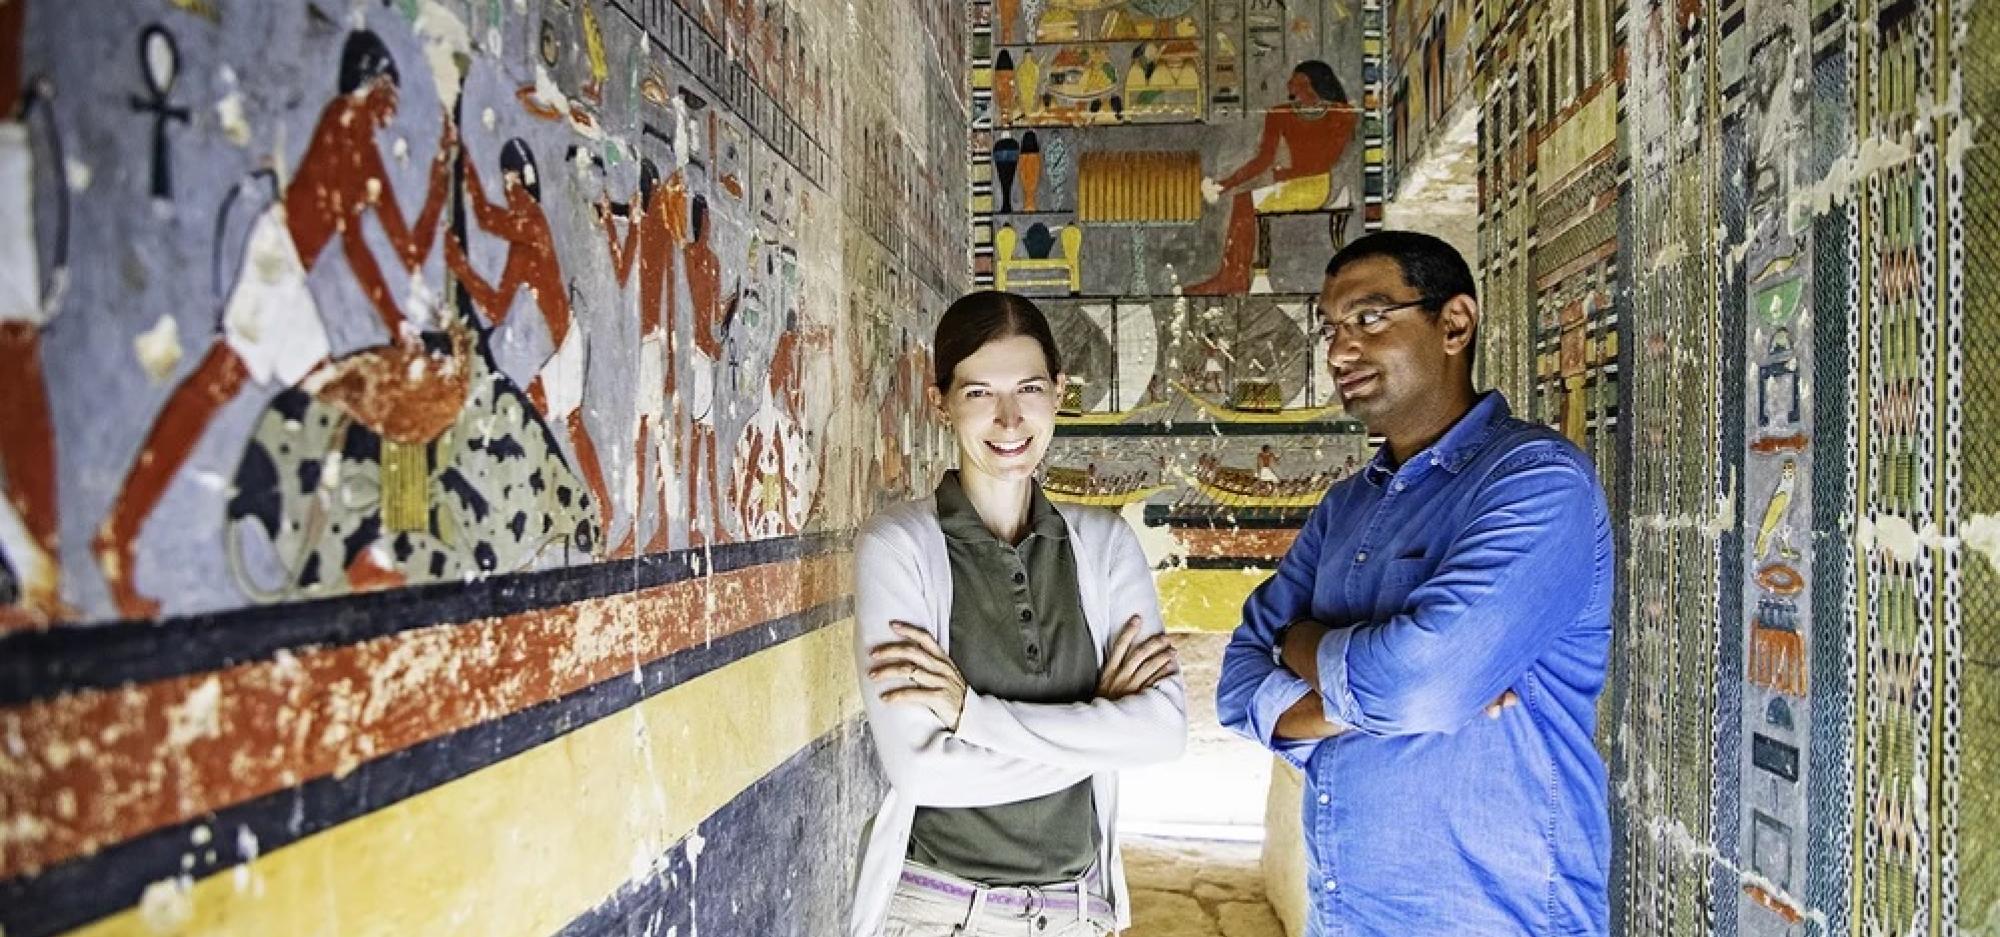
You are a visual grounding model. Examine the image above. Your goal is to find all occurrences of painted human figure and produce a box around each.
[444,138,613,543]
[94,30,455,618]
[1199,330,1228,394]
[599,156,689,554]
[1256,444,1280,484]
[0,8,72,625]
[1186,61,1359,295]
[733,312,809,539]
[877,333,911,497]
[682,194,732,544]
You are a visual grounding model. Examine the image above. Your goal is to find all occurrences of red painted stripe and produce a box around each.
[0,552,851,878]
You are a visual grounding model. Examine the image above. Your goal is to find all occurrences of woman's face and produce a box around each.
[929,334,1063,484]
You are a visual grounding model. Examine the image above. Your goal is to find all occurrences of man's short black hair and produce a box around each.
[1324,231,1476,308]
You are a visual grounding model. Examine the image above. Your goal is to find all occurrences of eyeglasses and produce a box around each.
[1312,298,1432,342]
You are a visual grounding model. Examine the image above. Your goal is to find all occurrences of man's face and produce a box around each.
[1318,255,1464,430]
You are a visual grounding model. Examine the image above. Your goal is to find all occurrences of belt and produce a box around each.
[897,863,1113,920]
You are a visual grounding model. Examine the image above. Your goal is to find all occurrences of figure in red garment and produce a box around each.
[0,0,73,626]
[598,157,689,555]
[1185,61,1358,295]
[94,31,455,618]
[732,311,808,539]
[444,138,613,545]
[681,194,731,545]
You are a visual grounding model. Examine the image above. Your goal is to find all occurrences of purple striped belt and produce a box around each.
[897,864,1112,918]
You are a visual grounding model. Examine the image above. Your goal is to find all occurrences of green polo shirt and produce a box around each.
[906,471,1100,884]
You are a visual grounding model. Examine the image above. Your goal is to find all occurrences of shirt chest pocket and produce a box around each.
[1373,555,1435,620]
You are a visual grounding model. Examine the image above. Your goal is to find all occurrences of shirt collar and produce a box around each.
[934,470,1069,543]
[1362,391,1512,486]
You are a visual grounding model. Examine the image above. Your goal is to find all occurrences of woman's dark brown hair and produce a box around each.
[931,290,1063,391]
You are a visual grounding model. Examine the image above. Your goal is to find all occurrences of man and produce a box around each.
[1217,231,1612,936]
[1185,61,1359,296]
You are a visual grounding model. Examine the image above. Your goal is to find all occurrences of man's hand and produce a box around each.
[1277,688,1519,742]
[1483,689,1521,718]
[1097,615,1178,700]
[869,622,969,731]
[1275,690,1345,740]
[1277,618,1333,686]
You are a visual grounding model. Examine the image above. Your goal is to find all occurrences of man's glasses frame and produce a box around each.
[1311,297,1435,342]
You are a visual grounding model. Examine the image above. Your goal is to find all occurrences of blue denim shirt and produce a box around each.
[1217,392,1613,936]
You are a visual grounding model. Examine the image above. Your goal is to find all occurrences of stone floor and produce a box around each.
[1122,836,1287,937]
[1115,631,1291,937]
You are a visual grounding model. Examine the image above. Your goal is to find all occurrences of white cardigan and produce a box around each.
[848,497,1189,937]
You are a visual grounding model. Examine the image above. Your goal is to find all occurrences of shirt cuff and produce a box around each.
[1315,626,1362,730]
[952,688,988,741]
[1251,670,1323,769]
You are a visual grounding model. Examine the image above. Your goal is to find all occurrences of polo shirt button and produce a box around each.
[1317,793,1330,805]
[1026,643,1041,658]
[1012,571,1026,585]
[1020,608,1034,622]
[1393,480,1407,492]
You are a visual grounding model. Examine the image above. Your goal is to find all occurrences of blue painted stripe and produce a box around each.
[553,718,884,937]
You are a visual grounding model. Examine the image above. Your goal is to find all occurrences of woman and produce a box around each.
[851,291,1187,937]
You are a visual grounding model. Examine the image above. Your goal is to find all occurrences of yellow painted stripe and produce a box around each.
[63,622,861,937]
[1158,567,1268,634]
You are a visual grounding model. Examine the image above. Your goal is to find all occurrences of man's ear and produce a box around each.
[1440,295,1480,357]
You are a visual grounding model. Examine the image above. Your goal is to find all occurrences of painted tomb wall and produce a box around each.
[966,0,1384,632]
[0,0,962,933]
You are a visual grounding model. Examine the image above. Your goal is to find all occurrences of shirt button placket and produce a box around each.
[1316,768,1342,928]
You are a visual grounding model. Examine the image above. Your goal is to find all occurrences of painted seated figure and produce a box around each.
[1185,61,1358,295]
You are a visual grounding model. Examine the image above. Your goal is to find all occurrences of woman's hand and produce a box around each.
[1097,615,1179,700]
[869,621,969,731]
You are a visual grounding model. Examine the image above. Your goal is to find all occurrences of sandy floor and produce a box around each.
[1122,836,1287,937]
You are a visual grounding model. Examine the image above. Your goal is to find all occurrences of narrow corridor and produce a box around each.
[1117,632,1288,937]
